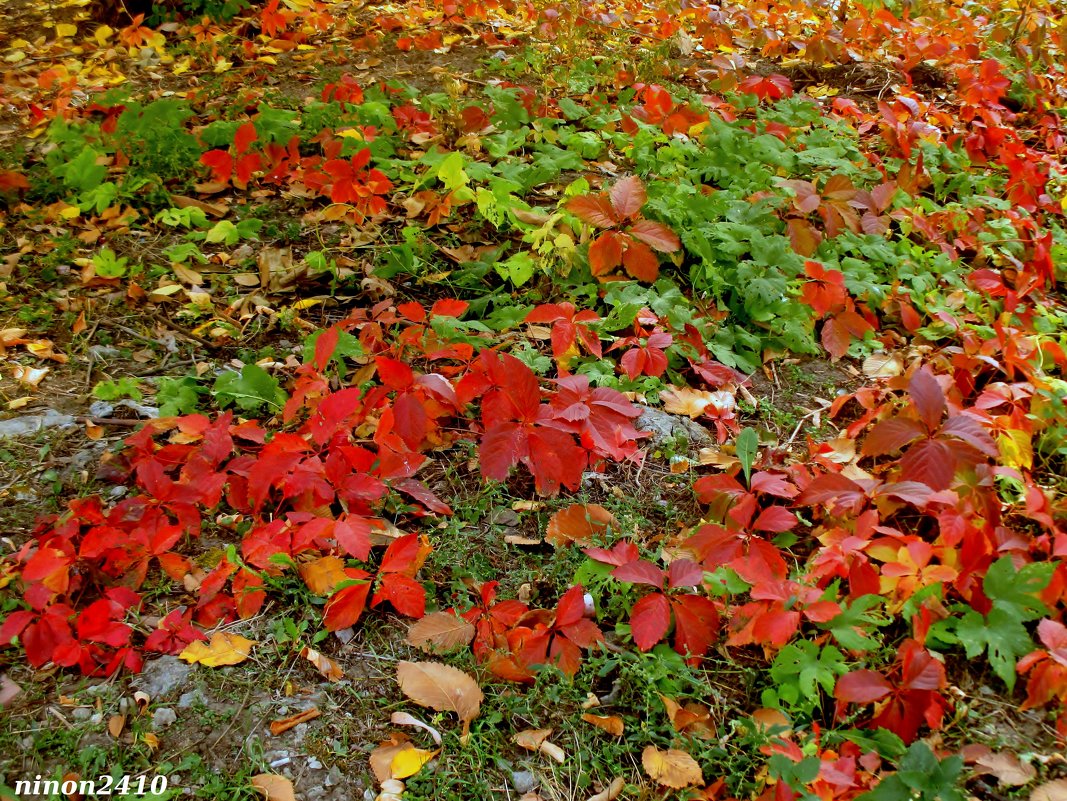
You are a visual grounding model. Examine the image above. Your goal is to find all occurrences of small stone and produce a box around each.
[325,766,343,787]
[177,689,206,709]
[71,707,92,721]
[134,656,192,699]
[152,707,178,729]
[306,757,323,770]
[90,712,103,726]
[510,770,537,794]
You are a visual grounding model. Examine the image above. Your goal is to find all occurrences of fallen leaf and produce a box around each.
[0,674,22,707]
[179,632,256,667]
[300,647,344,681]
[251,773,296,801]
[581,714,624,736]
[405,612,475,654]
[642,745,704,788]
[975,751,1036,787]
[513,728,553,751]
[1032,779,1067,801]
[142,732,160,751]
[108,713,126,737]
[546,504,617,547]
[369,734,413,783]
[390,745,438,779]
[862,352,904,378]
[660,386,736,419]
[396,661,482,735]
[390,711,442,745]
[587,777,625,801]
[12,365,49,389]
[660,695,714,738]
[269,706,320,735]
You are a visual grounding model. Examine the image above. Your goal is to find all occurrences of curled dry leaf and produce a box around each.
[642,745,704,789]
[660,695,714,738]
[179,632,256,667]
[513,728,553,751]
[300,646,344,681]
[269,706,320,736]
[862,352,904,378]
[546,504,617,547]
[396,661,482,735]
[587,777,625,801]
[390,711,442,745]
[251,773,296,801]
[581,714,624,736]
[370,734,414,784]
[405,611,476,654]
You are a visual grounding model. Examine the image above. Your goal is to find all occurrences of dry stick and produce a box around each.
[144,310,218,350]
[75,416,146,427]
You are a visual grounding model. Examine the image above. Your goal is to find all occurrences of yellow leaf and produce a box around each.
[172,57,192,75]
[179,632,256,667]
[56,23,78,38]
[642,745,704,788]
[94,25,114,45]
[999,429,1033,470]
[390,746,437,779]
[59,205,81,220]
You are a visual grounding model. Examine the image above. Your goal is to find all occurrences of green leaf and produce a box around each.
[819,594,886,651]
[735,428,759,484]
[436,152,468,192]
[212,364,287,412]
[495,251,536,287]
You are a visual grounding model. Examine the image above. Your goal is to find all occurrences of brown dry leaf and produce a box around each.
[513,728,553,751]
[300,646,344,681]
[587,777,625,801]
[396,661,482,734]
[546,504,617,547]
[250,773,296,801]
[12,365,49,389]
[660,695,714,738]
[0,674,22,707]
[171,194,228,217]
[108,713,126,738]
[581,714,624,736]
[299,556,349,595]
[642,745,704,789]
[862,352,904,378]
[660,386,723,418]
[178,632,256,667]
[975,751,1036,787]
[405,612,475,654]
[269,706,320,736]
[1032,779,1067,801]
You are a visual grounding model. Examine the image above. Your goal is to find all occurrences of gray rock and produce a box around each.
[133,656,192,699]
[635,406,713,447]
[71,707,92,721]
[152,707,178,729]
[510,770,537,794]
[0,410,76,439]
[177,689,207,709]
[325,766,343,787]
[307,757,323,770]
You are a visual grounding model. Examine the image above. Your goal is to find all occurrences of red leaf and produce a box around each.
[372,573,425,618]
[908,366,946,432]
[629,219,680,253]
[862,418,927,456]
[314,327,339,371]
[323,582,371,631]
[566,194,618,228]
[234,121,258,155]
[621,239,661,282]
[613,560,666,587]
[630,593,671,651]
[609,175,647,219]
[835,670,893,704]
[899,438,956,490]
[752,505,798,533]
[671,595,719,659]
[797,472,867,513]
[589,231,625,274]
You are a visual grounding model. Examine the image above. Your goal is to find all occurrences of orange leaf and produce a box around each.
[546,504,617,547]
[581,713,624,736]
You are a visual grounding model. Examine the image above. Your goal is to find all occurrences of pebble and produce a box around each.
[133,656,192,699]
[510,770,537,794]
[177,689,207,709]
[71,707,92,721]
[152,707,178,729]
[307,757,323,770]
